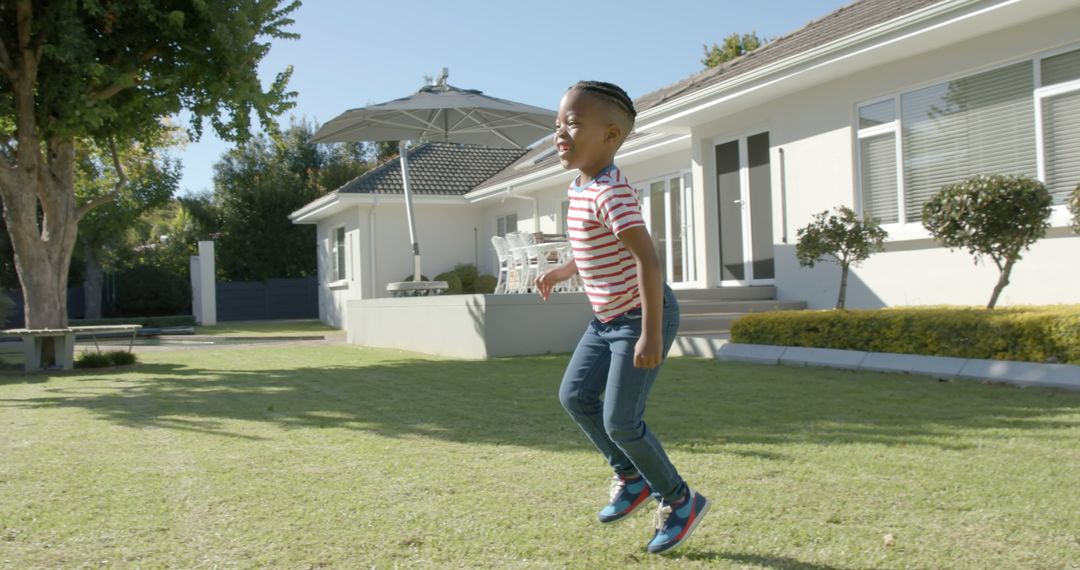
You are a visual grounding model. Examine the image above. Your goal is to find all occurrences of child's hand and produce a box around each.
[634,333,663,369]
[535,271,557,301]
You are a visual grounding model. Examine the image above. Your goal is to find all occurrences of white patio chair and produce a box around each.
[504,232,536,293]
[490,235,513,294]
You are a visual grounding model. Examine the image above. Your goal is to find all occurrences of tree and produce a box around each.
[921,174,1052,309]
[796,206,888,310]
[0,1,299,329]
[210,119,370,281]
[1069,183,1080,234]
[74,132,181,318]
[702,32,765,69]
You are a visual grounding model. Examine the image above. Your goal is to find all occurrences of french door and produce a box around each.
[640,172,696,286]
[715,132,775,285]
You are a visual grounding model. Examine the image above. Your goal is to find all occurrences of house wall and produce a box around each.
[689,7,1080,309]
[475,150,694,278]
[315,209,362,328]
[315,200,484,329]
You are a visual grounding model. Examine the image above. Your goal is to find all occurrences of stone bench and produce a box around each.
[0,325,142,371]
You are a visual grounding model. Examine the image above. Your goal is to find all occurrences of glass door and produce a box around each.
[641,173,696,285]
[715,132,775,285]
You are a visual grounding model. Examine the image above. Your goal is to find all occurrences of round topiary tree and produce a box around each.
[1069,183,1080,234]
[796,206,888,309]
[921,174,1052,309]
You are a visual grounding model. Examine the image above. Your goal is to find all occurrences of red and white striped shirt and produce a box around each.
[566,165,646,322]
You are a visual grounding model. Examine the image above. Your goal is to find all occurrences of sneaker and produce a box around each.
[597,474,653,523]
[647,488,710,554]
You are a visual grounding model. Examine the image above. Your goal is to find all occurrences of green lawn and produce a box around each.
[1,344,1077,569]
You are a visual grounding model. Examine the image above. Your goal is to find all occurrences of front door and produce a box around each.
[715,132,775,285]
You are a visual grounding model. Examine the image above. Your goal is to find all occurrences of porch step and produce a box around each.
[672,286,777,301]
[669,288,806,358]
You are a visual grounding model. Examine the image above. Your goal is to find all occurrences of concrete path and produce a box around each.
[716,343,1080,390]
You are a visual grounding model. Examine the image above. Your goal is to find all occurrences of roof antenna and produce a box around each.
[437,67,449,88]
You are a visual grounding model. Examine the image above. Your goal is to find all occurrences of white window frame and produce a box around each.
[495,213,517,237]
[1034,45,1080,227]
[637,169,696,285]
[855,43,1080,239]
[330,226,347,285]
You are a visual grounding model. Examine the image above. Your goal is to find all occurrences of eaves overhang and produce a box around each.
[636,0,1076,133]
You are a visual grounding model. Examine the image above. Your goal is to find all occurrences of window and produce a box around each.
[559,200,570,234]
[1037,48,1080,203]
[331,227,346,282]
[496,213,517,237]
[857,46,1080,225]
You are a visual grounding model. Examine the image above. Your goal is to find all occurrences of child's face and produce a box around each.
[554,89,619,176]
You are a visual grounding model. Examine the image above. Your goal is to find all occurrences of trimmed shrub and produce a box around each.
[431,264,498,295]
[731,305,1080,364]
[76,350,138,369]
[795,206,887,309]
[922,175,1052,308]
[434,271,464,294]
[474,274,497,294]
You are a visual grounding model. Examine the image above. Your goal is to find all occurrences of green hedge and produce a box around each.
[730,306,1080,365]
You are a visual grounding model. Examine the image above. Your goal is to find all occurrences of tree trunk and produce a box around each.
[0,139,81,330]
[987,257,1015,309]
[836,262,849,310]
[81,237,103,320]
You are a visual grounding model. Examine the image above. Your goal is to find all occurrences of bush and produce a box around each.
[75,350,138,369]
[113,265,191,317]
[434,271,463,294]
[473,274,497,294]
[731,305,1080,364]
[430,264,499,295]
[795,206,887,309]
[922,175,1052,308]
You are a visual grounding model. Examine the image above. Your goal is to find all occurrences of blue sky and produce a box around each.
[176,0,851,195]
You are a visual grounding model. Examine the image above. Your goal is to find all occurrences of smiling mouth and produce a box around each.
[556,143,571,155]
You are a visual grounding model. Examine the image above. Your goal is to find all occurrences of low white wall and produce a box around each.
[346,292,595,359]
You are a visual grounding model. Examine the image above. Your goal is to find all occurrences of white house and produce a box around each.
[292,0,1080,356]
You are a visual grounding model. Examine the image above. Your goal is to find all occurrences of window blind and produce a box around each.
[1042,48,1080,87]
[859,135,899,223]
[901,61,1036,221]
[1043,90,1080,202]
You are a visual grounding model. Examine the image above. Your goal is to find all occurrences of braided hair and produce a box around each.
[569,80,636,131]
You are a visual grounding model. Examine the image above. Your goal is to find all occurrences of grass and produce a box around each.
[0,344,1077,569]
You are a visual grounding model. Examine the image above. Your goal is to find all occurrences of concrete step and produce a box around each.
[672,286,777,302]
[669,334,730,358]
[677,299,807,314]
[670,293,806,357]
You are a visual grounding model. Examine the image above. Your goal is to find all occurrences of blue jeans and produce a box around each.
[558,284,685,502]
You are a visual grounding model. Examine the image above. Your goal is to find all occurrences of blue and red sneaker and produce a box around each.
[647,488,710,554]
[597,474,653,523]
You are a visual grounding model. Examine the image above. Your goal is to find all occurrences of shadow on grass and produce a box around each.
[681,550,855,570]
[1,354,1077,453]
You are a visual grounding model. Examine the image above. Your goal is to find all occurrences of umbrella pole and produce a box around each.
[399,141,422,282]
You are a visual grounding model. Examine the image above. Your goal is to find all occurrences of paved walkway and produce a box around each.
[717,343,1080,390]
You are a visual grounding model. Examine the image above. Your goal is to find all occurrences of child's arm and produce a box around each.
[618,226,664,369]
[536,258,577,301]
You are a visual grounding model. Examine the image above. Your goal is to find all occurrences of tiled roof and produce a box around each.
[475,0,948,193]
[338,143,528,196]
[635,0,945,111]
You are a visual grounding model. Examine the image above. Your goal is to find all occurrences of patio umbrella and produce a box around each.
[311,69,556,286]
